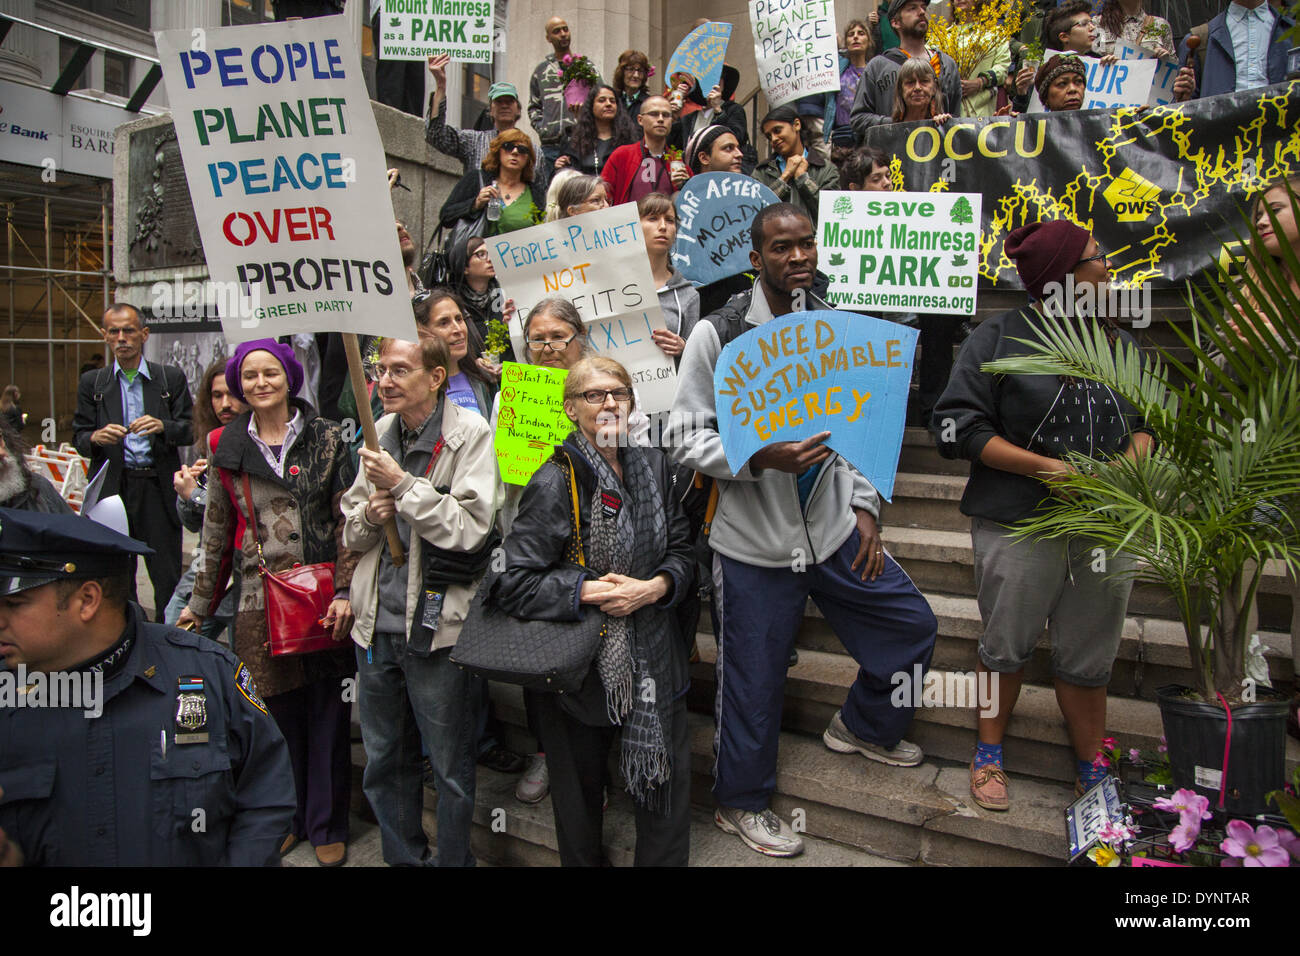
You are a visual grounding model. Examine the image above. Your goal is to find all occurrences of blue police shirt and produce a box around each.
[0,604,295,866]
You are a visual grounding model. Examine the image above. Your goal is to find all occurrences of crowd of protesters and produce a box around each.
[4,1,1298,870]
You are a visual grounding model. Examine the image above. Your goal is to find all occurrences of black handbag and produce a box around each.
[450,454,605,693]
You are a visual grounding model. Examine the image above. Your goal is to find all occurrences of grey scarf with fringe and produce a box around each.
[574,435,675,811]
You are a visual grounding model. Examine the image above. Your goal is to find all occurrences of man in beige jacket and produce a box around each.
[343,335,499,867]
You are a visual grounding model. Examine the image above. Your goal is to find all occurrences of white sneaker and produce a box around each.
[714,806,805,857]
[515,753,549,804]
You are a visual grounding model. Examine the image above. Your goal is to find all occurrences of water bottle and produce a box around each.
[486,195,503,222]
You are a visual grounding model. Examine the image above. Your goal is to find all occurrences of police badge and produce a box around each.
[175,676,209,744]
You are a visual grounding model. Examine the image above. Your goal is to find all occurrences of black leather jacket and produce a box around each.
[494,436,696,722]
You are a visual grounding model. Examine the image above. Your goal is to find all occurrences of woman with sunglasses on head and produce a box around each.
[494,355,696,866]
[930,220,1153,813]
[546,173,610,223]
[440,129,547,238]
[555,84,639,177]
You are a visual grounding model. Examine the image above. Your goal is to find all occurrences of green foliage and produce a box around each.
[980,186,1300,700]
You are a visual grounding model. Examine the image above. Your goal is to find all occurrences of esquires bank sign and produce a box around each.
[0,78,135,179]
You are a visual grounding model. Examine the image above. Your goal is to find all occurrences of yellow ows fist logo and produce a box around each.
[1103,168,1160,223]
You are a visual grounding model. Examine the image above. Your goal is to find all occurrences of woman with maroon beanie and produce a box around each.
[930,220,1154,811]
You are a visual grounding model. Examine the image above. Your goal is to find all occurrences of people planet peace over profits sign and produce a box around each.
[154,17,417,345]
[714,310,916,500]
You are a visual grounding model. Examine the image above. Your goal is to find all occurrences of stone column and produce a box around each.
[0,0,41,84]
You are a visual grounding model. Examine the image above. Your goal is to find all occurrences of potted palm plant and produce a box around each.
[982,187,1300,816]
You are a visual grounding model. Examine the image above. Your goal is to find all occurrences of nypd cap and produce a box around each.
[0,507,153,597]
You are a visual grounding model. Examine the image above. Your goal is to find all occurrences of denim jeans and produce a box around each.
[356,635,480,866]
[164,565,229,644]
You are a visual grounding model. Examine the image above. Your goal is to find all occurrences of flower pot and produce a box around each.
[1155,683,1289,816]
[564,81,590,108]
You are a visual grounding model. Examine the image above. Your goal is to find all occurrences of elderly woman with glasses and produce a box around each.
[494,355,695,866]
[930,220,1153,813]
[440,129,548,237]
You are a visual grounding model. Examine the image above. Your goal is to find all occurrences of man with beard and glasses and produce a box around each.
[0,419,72,514]
[850,0,963,138]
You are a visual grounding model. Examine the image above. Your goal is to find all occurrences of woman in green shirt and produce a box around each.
[440,129,548,238]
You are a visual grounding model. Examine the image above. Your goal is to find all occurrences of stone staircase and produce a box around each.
[350,427,1298,866]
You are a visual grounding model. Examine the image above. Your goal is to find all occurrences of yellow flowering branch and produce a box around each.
[928,0,1026,77]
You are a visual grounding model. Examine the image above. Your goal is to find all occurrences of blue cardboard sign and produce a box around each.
[714,309,916,500]
[665,21,733,95]
[672,173,781,285]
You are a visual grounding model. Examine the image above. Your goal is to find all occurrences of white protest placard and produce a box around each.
[377,0,495,63]
[1114,38,1181,107]
[486,203,677,413]
[1027,50,1157,112]
[818,190,982,316]
[155,17,415,345]
[749,0,839,108]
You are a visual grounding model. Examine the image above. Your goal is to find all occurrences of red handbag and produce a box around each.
[241,473,340,657]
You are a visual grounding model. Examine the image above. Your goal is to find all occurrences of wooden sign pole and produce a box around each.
[342,332,405,567]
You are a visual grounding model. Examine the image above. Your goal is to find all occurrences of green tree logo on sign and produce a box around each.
[833,195,853,219]
[949,196,974,225]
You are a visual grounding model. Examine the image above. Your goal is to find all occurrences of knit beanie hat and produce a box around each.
[685,124,732,174]
[225,338,304,402]
[1004,220,1092,300]
[1035,54,1087,107]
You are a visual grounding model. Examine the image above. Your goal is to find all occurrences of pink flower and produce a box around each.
[1092,752,1111,769]
[1098,820,1135,845]
[1128,748,1142,763]
[1277,828,1300,863]
[561,53,573,65]
[1152,788,1212,823]
[1102,737,1117,750]
[1157,736,1167,753]
[646,66,656,78]
[1220,820,1291,867]
[1168,820,1199,853]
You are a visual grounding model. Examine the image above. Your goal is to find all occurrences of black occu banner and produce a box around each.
[862,82,1300,289]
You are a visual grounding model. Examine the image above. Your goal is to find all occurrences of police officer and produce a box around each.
[0,508,296,866]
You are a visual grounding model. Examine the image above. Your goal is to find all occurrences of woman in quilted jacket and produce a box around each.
[180,338,359,867]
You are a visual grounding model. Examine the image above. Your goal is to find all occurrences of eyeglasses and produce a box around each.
[470,248,491,261]
[580,387,633,405]
[625,67,646,75]
[499,142,531,155]
[1077,250,1109,265]
[368,364,421,382]
[526,332,579,353]
[641,110,672,119]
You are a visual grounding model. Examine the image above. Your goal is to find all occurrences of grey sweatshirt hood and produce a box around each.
[665,280,881,568]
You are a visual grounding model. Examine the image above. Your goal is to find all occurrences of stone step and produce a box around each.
[882,472,970,532]
[433,766,908,867]
[481,682,1073,866]
[756,590,1296,697]
[881,525,1296,633]
[899,426,967,476]
[684,637,1300,787]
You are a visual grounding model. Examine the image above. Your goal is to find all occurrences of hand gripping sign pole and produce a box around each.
[343,332,405,567]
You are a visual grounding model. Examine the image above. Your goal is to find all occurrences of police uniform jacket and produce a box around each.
[0,603,296,866]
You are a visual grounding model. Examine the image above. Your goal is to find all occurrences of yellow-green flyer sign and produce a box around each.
[495,362,572,486]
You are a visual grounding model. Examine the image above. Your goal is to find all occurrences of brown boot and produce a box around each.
[279,834,299,856]
[969,761,1010,811]
[314,842,347,867]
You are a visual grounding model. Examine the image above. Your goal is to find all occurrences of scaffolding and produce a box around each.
[1,163,114,440]
[0,9,162,441]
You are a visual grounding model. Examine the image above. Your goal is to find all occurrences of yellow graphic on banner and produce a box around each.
[1103,168,1161,222]
[976,84,1300,287]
